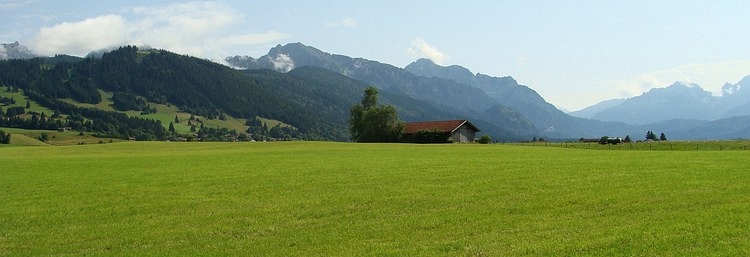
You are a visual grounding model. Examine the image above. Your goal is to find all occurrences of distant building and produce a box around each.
[403,120,480,143]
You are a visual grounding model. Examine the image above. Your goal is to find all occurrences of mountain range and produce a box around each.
[570,77,750,139]
[227,43,634,140]
[2,41,750,141]
[227,43,750,140]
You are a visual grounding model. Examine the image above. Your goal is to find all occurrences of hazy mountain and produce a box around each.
[569,98,626,118]
[668,115,750,140]
[0,42,36,60]
[576,75,750,129]
[403,58,631,138]
[722,102,750,118]
[567,75,750,139]
[590,82,718,125]
[718,75,750,118]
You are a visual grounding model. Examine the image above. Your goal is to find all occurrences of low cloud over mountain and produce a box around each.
[0,41,36,60]
[24,2,287,59]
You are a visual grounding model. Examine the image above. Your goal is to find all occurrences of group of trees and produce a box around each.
[349,87,404,142]
[0,129,10,144]
[111,92,156,114]
[1,96,16,105]
[592,131,667,145]
[646,130,667,141]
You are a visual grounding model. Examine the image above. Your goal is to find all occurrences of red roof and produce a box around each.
[403,120,480,134]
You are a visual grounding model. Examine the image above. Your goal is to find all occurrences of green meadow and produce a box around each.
[1,142,748,256]
[517,140,750,151]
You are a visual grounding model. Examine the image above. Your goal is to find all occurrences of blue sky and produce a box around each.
[2,0,750,111]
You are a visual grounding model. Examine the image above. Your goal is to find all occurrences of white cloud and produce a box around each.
[326,17,358,28]
[27,1,289,59]
[0,45,6,59]
[407,37,448,65]
[30,14,129,56]
[269,53,294,72]
[0,0,34,10]
[597,61,750,98]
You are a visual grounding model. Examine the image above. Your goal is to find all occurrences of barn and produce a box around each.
[402,120,480,143]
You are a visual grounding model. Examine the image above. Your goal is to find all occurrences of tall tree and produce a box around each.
[349,87,404,142]
[660,132,667,141]
[0,130,10,144]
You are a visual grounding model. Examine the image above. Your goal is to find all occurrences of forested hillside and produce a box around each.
[0,46,347,140]
[1,46,532,142]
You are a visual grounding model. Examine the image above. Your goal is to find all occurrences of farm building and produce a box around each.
[403,120,480,143]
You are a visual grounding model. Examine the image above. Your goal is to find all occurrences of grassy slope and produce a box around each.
[0,132,49,146]
[0,127,123,146]
[0,142,748,256]
[1,87,290,145]
[0,86,56,116]
[60,89,282,134]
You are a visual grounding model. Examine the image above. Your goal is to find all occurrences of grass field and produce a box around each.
[516,140,750,151]
[0,127,124,147]
[1,142,748,256]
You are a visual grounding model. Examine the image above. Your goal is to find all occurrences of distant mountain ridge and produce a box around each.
[568,98,626,118]
[569,78,750,140]
[403,58,625,138]
[227,43,630,139]
[228,43,541,140]
[572,78,750,124]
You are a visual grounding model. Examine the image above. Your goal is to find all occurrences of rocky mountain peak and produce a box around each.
[1,41,37,60]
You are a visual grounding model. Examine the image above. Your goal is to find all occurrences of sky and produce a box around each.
[2,0,750,111]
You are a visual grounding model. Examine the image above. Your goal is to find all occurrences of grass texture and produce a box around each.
[1,142,748,256]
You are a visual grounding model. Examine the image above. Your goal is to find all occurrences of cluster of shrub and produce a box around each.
[244,117,302,141]
[111,92,156,115]
[1,96,16,105]
[646,130,667,141]
[0,129,10,144]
